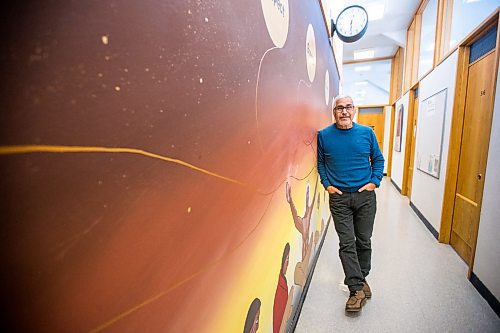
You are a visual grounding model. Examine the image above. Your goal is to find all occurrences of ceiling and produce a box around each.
[327,0,421,105]
[339,0,422,62]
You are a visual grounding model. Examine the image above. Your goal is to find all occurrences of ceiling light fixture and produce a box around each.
[354,65,371,72]
[354,49,375,60]
[364,3,385,21]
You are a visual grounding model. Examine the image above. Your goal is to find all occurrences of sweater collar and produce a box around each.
[333,122,356,131]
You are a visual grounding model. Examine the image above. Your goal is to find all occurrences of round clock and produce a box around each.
[333,5,368,43]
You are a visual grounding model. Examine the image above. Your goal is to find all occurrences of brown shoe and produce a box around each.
[362,281,372,298]
[345,290,366,312]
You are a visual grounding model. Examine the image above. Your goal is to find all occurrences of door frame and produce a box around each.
[401,87,418,197]
[406,89,419,200]
[387,104,396,178]
[439,13,499,277]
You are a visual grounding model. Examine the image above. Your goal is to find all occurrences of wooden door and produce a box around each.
[357,106,385,149]
[450,51,496,264]
[406,91,419,198]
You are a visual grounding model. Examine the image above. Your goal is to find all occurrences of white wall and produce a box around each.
[474,65,500,300]
[390,93,410,190]
[410,51,458,231]
[383,105,392,174]
[326,0,345,79]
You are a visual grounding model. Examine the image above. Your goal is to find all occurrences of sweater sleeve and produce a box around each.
[369,130,385,187]
[317,131,332,189]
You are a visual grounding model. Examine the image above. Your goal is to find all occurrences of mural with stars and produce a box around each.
[0,0,338,332]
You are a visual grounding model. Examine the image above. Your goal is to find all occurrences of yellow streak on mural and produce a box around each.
[0,144,245,186]
[0,144,316,197]
[0,144,320,332]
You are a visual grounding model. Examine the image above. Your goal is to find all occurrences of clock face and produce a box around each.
[335,5,368,43]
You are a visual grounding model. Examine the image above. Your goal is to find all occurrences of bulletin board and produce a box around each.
[416,88,447,179]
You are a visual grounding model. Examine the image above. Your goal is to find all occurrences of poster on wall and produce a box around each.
[416,88,448,179]
[394,104,404,152]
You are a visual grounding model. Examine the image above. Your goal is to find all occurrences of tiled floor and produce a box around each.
[295,177,500,333]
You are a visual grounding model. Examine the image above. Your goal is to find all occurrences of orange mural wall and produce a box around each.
[0,1,339,332]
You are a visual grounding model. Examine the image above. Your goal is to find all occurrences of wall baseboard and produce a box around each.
[390,178,402,193]
[409,201,439,240]
[470,272,500,318]
[288,217,331,332]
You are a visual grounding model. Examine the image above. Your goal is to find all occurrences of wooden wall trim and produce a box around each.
[397,48,404,100]
[416,0,430,15]
[389,48,404,104]
[468,20,500,278]
[390,56,396,105]
[343,56,393,65]
[411,13,423,85]
[403,19,416,92]
[401,89,416,196]
[387,105,396,177]
[357,104,388,108]
[434,0,445,64]
[438,46,469,244]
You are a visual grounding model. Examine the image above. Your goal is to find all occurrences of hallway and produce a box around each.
[295,177,500,332]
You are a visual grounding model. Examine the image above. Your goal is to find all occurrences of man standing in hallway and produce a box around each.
[317,95,385,312]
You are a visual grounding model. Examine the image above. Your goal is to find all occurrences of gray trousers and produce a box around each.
[329,190,377,292]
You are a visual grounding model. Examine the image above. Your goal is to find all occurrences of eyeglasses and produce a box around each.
[334,105,355,113]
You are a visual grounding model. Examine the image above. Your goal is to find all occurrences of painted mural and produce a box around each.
[0,1,338,332]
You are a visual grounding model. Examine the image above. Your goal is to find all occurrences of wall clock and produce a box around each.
[331,5,368,43]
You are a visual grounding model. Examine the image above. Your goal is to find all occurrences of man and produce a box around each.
[317,95,384,312]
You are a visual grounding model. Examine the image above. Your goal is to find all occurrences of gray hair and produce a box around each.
[333,95,355,107]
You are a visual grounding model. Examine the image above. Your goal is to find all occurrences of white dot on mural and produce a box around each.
[306,24,316,83]
[260,0,289,48]
[101,35,109,45]
[325,70,330,106]
[187,206,192,213]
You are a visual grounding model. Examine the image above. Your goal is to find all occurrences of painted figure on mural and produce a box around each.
[285,181,315,260]
[317,95,385,312]
[273,243,290,333]
[243,298,261,333]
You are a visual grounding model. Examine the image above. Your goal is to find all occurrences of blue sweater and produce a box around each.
[317,122,385,192]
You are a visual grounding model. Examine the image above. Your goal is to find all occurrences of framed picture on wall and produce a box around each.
[394,104,404,152]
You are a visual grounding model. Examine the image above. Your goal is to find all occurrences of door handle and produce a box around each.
[477,174,482,181]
